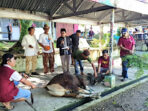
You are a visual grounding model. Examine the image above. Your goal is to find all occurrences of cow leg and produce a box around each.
[78,87,90,94]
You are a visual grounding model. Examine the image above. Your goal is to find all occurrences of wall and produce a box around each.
[56,23,74,38]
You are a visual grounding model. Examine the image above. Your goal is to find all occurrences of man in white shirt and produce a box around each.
[21,27,39,75]
[38,24,55,74]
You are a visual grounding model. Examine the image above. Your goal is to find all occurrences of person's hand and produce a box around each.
[61,40,64,45]
[38,51,41,55]
[29,45,33,48]
[31,84,36,89]
[66,47,69,50]
[129,50,134,54]
[106,70,110,74]
[22,73,29,78]
[94,72,97,78]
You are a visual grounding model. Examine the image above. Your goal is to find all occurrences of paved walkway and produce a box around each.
[0,58,148,111]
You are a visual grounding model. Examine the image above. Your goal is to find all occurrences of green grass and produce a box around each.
[0,41,16,50]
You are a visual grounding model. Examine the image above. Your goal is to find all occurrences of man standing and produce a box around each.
[7,24,12,41]
[57,28,72,73]
[72,49,97,77]
[118,28,135,81]
[22,27,39,75]
[70,30,81,53]
[38,24,55,74]
[70,30,81,65]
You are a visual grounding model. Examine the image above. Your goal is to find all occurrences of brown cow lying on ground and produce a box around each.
[45,73,99,98]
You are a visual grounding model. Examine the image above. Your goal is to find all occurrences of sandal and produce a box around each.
[1,104,14,110]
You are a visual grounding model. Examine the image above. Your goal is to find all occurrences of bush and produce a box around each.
[122,54,148,78]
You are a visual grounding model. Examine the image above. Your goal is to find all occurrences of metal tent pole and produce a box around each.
[109,9,115,74]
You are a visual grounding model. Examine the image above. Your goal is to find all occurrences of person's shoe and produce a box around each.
[121,78,128,82]
[31,72,40,75]
[81,72,85,75]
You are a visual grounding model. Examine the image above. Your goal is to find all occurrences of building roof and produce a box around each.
[0,0,147,25]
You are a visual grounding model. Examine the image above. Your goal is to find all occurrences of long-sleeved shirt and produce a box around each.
[21,34,39,56]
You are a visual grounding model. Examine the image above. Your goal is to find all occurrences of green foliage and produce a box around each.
[116,27,122,36]
[90,39,102,48]
[122,54,148,78]
[112,100,117,105]
[144,101,148,107]
[19,20,32,42]
[90,33,110,48]
[93,33,99,39]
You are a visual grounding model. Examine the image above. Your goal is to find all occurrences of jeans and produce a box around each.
[122,59,129,78]
[74,59,84,75]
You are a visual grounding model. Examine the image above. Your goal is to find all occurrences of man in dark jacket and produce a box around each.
[70,30,81,65]
[57,28,72,73]
[70,30,81,52]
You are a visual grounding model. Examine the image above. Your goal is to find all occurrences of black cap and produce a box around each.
[76,30,81,33]
[102,50,108,54]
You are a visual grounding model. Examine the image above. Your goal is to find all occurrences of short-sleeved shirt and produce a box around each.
[98,56,109,68]
[72,50,92,63]
[118,36,135,57]
[39,33,53,53]
[4,64,22,81]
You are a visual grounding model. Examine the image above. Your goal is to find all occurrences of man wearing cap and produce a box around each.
[38,24,55,74]
[72,49,97,77]
[118,28,135,81]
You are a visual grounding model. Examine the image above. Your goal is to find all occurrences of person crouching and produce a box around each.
[0,53,36,110]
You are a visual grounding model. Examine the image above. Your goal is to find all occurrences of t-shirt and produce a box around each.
[118,36,135,57]
[39,33,53,53]
[4,64,22,81]
[98,56,109,68]
[72,50,92,63]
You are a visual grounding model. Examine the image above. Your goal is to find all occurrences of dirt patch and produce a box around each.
[88,82,148,111]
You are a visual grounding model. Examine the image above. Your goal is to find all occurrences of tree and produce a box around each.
[9,20,32,54]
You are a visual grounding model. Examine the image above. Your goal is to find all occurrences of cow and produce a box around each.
[45,72,99,98]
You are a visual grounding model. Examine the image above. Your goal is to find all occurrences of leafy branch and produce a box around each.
[122,54,148,78]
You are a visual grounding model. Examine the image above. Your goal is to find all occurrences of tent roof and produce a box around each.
[0,0,147,25]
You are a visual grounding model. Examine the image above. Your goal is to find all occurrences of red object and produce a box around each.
[118,36,135,57]
[98,56,110,68]
[44,46,50,51]
[0,66,19,102]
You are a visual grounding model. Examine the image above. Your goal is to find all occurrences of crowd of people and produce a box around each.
[0,25,135,110]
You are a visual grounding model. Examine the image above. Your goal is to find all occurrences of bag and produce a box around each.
[104,75,116,88]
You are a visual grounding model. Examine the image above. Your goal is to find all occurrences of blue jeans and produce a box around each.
[74,59,84,75]
[100,67,109,73]
[13,81,31,100]
[122,59,129,78]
